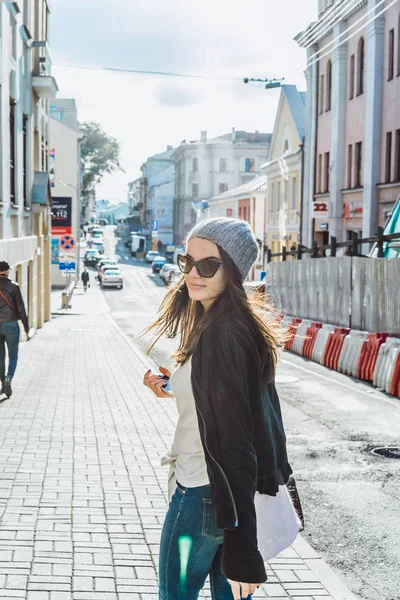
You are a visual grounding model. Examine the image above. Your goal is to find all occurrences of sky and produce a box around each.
[51,0,317,205]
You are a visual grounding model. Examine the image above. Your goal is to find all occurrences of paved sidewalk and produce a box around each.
[0,286,359,600]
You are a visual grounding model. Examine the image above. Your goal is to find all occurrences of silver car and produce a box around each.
[101,268,124,289]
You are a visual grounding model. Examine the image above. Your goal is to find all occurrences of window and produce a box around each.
[324,152,330,192]
[192,183,199,197]
[270,182,275,212]
[239,207,243,218]
[11,15,17,61]
[398,17,400,76]
[319,74,325,114]
[219,158,227,172]
[347,144,353,188]
[317,154,322,193]
[283,139,289,153]
[23,115,28,206]
[245,158,255,172]
[357,38,365,95]
[277,181,281,212]
[226,208,233,217]
[355,142,363,187]
[388,29,395,81]
[10,101,16,204]
[191,209,197,224]
[291,177,297,210]
[385,132,392,183]
[192,157,198,172]
[219,183,228,194]
[395,129,400,181]
[41,136,45,171]
[284,179,289,208]
[349,54,355,99]
[326,60,332,111]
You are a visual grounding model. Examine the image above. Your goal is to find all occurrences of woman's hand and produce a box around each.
[143,367,172,398]
[228,580,260,599]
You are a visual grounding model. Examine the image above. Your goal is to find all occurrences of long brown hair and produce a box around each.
[142,246,284,381]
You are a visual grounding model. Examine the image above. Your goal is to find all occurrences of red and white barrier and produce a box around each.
[292,320,313,356]
[303,322,323,359]
[337,330,369,377]
[312,324,335,365]
[373,338,400,394]
[357,333,388,381]
[323,327,350,370]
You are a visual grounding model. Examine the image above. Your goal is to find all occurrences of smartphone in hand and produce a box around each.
[159,374,172,393]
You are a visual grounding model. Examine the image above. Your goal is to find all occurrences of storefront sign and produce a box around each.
[51,238,59,264]
[343,201,363,219]
[52,197,72,234]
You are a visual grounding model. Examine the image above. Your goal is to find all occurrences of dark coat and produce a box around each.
[0,277,29,333]
[191,312,292,584]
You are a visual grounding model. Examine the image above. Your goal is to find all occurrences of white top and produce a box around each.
[162,357,209,488]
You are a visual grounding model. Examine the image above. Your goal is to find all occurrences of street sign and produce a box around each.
[59,261,76,274]
[152,220,158,231]
[59,234,76,252]
[136,228,143,234]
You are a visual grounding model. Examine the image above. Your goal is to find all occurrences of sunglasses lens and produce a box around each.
[197,260,219,278]
[177,255,192,274]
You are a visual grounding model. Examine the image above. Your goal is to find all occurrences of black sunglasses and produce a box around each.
[177,254,224,278]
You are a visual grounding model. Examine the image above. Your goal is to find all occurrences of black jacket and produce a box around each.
[81,271,90,283]
[0,277,29,333]
[191,312,292,584]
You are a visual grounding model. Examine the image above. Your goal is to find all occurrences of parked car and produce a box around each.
[152,256,167,273]
[92,240,104,254]
[130,234,147,257]
[84,250,101,267]
[145,250,159,264]
[159,263,180,285]
[98,264,118,282]
[97,258,116,273]
[101,268,124,289]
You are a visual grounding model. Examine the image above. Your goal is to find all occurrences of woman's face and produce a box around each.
[185,238,228,311]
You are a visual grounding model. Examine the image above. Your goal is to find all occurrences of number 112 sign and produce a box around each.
[52,197,72,234]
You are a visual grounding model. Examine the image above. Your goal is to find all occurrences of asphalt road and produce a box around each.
[99,226,400,600]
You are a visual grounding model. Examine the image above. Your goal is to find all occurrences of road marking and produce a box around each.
[280,356,400,407]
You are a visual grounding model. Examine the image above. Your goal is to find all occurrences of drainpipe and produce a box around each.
[299,138,305,246]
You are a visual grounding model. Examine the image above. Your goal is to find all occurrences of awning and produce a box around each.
[32,172,52,205]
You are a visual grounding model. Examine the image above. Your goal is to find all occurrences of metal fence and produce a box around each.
[267,257,400,335]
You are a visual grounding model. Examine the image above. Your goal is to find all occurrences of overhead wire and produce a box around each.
[307,0,399,69]
[307,0,386,63]
[52,62,244,82]
[297,0,362,47]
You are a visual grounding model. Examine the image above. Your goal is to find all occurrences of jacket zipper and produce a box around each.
[196,404,239,527]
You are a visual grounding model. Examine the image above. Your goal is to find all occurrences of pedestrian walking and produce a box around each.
[0,261,30,398]
[81,268,90,292]
[143,218,294,600]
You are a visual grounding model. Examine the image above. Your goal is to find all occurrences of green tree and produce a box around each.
[79,122,123,197]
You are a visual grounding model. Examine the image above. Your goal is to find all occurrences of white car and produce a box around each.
[160,263,180,285]
[101,268,124,289]
[92,239,104,254]
[146,250,159,263]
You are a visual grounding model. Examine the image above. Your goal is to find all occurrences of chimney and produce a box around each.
[201,131,207,143]
[232,127,236,142]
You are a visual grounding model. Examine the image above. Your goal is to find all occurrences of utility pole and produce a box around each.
[243,77,285,89]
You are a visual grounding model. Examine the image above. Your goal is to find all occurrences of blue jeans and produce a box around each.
[159,482,251,600]
[0,321,20,380]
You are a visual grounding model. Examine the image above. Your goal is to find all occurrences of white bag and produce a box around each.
[255,485,302,561]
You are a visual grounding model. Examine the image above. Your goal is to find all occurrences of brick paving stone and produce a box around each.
[0,299,359,600]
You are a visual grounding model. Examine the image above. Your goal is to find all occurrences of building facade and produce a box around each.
[262,85,305,258]
[206,175,267,280]
[49,99,83,286]
[173,129,271,244]
[296,0,400,247]
[139,147,175,245]
[0,0,57,330]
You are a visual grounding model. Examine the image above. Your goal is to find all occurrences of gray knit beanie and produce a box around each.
[186,217,259,281]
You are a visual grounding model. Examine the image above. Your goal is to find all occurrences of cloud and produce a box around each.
[155,84,203,107]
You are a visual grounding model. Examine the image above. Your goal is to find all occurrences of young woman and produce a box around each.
[143,218,293,600]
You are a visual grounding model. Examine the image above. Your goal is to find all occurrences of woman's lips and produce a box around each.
[187,282,206,290]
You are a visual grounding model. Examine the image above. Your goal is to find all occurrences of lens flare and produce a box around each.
[178,535,193,590]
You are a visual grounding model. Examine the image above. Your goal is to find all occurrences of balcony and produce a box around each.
[32,42,59,99]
